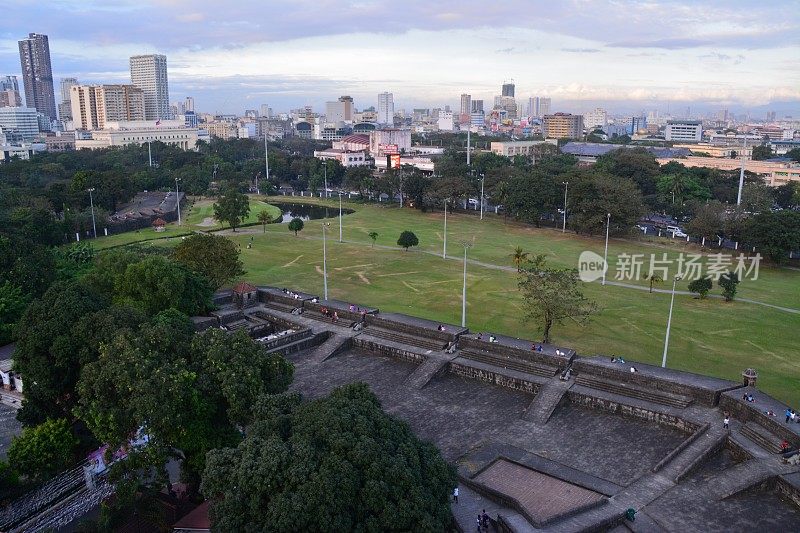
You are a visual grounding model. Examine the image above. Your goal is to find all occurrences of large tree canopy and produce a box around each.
[202,383,456,532]
[173,233,245,289]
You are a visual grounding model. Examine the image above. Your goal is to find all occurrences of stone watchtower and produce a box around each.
[232,282,258,309]
[742,368,758,387]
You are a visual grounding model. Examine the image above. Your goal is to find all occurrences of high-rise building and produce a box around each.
[339,95,353,122]
[70,84,145,130]
[583,107,608,130]
[542,113,584,139]
[18,33,57,122]
[58,77,78,121]
[185,96,195,113]
[377,92,393,125]
[129,54,169,120]
[529,97,551,118]
[326,96,355,124]
[259,103,271,118]
[0,76,22,107]
[495,96,518,119]
[471,100,484,113]
[460,94,471,116]
[501,82,515,97]
[0,106,40,140]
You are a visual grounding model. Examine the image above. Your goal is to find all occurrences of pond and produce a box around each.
[270,202,355,224]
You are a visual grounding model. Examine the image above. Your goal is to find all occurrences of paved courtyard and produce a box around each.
[0,403,21,460]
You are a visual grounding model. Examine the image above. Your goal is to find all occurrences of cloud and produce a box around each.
[561,48,600,53]
[495,47,515,54]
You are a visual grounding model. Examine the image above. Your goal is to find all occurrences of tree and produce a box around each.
[213,188,250,231]
[115,255,212,316]
[719,271,740,302]
[751,145,773,161]
[397,230,419,251]
[0,282,28,345]
[685,201,726,242]
[688,277,712,299]
[510,246,530,272]
[646,273,663,293]
[595,147,660,198]
[344,166,374,197]
[785,148,800,163]
[518,255,597,343]
[773,182,799,209]
[201,383,456,532]
[288,217,304,236]
[368,231,378,248]
[257,209,273,233]
[741,182,774,213]
[567,171,644,236]
[8,418,78,482]
[174,233,245,289]
[741,210,800,264]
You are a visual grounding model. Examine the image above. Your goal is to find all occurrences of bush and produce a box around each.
[397,230,419,250]
[687,277,712,299]
[288,217,304,236]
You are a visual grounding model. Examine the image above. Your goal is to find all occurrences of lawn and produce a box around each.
[88,195,800,406]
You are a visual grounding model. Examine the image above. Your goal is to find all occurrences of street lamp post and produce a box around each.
[324,165,328,198]
[147,140,152,168]
[662,275,682,368]
[460,240,472,328]
[87,188,97,239]
[322,222,331,300]
[175,177,182,225]
[264,134,270,191]
[562,181,568,233]
[442,198,448,259]
[479,173,485,220]
[602,213,611,286]
[338,192,343,243]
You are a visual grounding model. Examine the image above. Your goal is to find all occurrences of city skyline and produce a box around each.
[0,0,798,115]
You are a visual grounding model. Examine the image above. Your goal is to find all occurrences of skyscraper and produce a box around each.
[129,54,169,120]
[58,77,78,121]
[18,33,57,122]
[0,76,22,107]
[501,82,515,97]
[70,84,145,130]
[529,97,551,118]
[460,94,471,115]
[471,100,484,113]
[185,96,195,113]
[377,92,394,125]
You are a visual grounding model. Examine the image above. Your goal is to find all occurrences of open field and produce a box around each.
[91,196,800,406]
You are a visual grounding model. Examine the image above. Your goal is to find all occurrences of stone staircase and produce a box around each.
[656,425,730,482]
[363,327,446,352]
[523,382,570,424]
[573,374,692,409]
[404,357,449,390]
[740,422,784,454]
[307,334,350,364]
[263,300,297,313]
[459,349,558,379]
[704,459,780,500]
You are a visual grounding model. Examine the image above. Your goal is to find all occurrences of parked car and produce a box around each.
[666,225,687,238]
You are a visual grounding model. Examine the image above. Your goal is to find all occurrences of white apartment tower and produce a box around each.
[129,54,169,121]
[529,97,551,118]
[377,92,394,125]
[70,84,145,130]
[184,96,194,113]
[583,108,608,130]
[460,94,471,115]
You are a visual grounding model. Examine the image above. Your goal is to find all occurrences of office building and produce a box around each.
[18,33,57,122]
[460,94,472,115]
[664,120,703,142]
[369,128,411,157]
[70,85,145,130]
[438,111,454,131]
[259,103,271,118]
[184,96,194,113]
[542,113,584,139]
[377,92,393,125]
[490,139,558,158]
[0,76,22,107]
[502,82,515,97]
[529,97,551,118]
[326,95,354,124]
[495,96,518,119]
[471,99,484,113]
[0,106,40,141]
[583,108,608,130]
[57,77,78,121]
[129,54,170,120]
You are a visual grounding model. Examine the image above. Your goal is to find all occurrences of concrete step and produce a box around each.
[404,357,448,390]
[573,374,692,409]
[658,425,729,482]
[307,333,349,364]
[703,459,777,500]
[523,382,569,424]
[460,348,558,378]
[741,422,783,454]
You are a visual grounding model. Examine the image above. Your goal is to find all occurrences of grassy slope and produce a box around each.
[91,196,800,406]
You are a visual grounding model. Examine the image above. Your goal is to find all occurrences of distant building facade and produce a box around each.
[129,54,170,120]
[0,106,40,140]
[70,84,145,130]
[58,77,78,121]
[18,33,57,123]
[0,76,22,107]
[665,120,703,142]
[369,128,411,157]
[490,139,558,158]
[543,113,584,139]
[75,120,197,150]
[377,92,394,125]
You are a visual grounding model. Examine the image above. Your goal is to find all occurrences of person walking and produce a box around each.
[723,415,730,429]
[453,486,458,504]
[787,408,792,423]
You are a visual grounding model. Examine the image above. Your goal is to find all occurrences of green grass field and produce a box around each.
[91,195,800,406]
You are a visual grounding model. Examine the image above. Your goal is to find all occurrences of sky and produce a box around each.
[2,0,799,117]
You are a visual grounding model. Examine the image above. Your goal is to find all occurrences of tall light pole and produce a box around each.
[460,240,472,327]
[322,222,331,300]
[324,165,328,198]
[264,133,270,189]
[602,213,611,286]
[147,140,152,168]
[87,188,97,239]
[562,181,568,233]
[338,192,343,243]
[479,173,485,220]
[466,127,471,166]
[175,177,182,225]
[442,198,448,259]
[736,137,747,205]
[662,275,682,368]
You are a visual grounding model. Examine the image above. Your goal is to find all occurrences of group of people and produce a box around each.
[785,409,800,424]
[610,356,626,364]
[531,343,543,352]
[475,333,497,343]
[741,392,755,403]
[320,307,339,322]
[476,510,491,531]
[281,288,302,300]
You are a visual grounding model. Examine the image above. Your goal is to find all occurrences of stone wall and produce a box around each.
[448,361,540,395]
[352,337,426,365]
[364,314,457,343]
[458,337,567,369]
[567,389,700,434]
[719,395,800,447]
